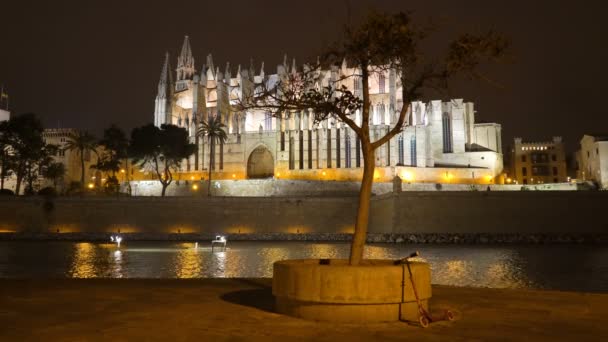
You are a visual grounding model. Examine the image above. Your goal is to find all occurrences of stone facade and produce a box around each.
[42,129,101,190]
[0,108,9,122]
[510,136,567,185]
[577,134,608,189]
[152,36,504,184]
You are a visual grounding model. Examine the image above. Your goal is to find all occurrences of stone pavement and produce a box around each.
[1,279,606,341]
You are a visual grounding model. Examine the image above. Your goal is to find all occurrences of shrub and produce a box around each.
[66,181,82,195]
[0,189,15,196]
[38,186,57,197]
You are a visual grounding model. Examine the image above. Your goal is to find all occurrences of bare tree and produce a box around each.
[237,11,509,265]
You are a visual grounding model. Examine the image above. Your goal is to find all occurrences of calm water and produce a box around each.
[0,241,606,292]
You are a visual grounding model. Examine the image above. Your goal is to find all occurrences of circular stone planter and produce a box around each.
[272,259,431,323]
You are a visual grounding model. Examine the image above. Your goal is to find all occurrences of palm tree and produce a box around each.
[42,162,66,191]
[64,131,97,191]
[197,116,227,196]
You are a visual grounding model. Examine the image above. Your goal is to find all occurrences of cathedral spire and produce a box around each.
[176,35,195,81]
[157,52,170,98]
[291,58,297,75]
[249,58,255,80]
[225,62,231,81]
[206,54,215,73]
[260,61,265,78]
[200,63,207,83]
[154,52,173,127]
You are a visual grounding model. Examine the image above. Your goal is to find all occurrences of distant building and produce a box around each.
[0,87,9,122]
[576,134,608,189]
[0,109,8,122]
[41,129,99,191]
[511,137,567,184]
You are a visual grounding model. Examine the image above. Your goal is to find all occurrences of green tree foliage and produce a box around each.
[0,113,47,194]
[0,120,15,190]
[24,143,58,195]
[130,124,195,197]
[197,116,227,196]
[239,11,509,265]
[64,131,97,192]
[42,161,66,191]
[95,124,129,194]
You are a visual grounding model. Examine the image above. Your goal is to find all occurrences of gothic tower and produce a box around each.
[153,52,172,127]
[176,35,195,92]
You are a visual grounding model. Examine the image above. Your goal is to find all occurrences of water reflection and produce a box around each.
[69,243,96,278]
[174,243,202,278]
[211,251,226,277]
[364,244,394,260]
[1,241,606,292]
[112,250,123,278]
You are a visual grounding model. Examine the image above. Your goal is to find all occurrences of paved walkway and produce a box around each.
[1,279,607,341]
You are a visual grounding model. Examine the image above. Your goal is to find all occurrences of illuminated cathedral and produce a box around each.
[153,36,503,183]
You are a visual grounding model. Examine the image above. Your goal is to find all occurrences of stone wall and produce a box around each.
[0,192,607,241]
[0,196,358,235]
[383,192,608,234]
[126,179,393,197]
[124,178,578,197]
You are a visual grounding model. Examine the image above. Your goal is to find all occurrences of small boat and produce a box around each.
[211,235,227,252]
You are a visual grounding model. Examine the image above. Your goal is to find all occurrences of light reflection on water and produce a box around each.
[0,241,606,292]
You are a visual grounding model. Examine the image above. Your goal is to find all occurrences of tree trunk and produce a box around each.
[125,159,132,196]
[207,140,213,197]
[0,152,5,190]
[15,166,24,195]
[161,181,167,197]
[349,146,375,266]
[0,158,5,190]
[80,151,85,191]
[26,165,34,194]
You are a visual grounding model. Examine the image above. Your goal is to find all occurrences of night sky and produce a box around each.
[1,0,606,152]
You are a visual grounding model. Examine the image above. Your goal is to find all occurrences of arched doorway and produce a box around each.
[247,146,274,179]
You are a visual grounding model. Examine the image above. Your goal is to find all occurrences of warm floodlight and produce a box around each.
[402,171,414,182]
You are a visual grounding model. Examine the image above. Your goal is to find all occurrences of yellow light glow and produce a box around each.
[507,178,512,183]
[232,174,236,178]
[374,170,380,179]
[192,184,199,191]
[190,176,195,180]
[401,171,414,182]
[87,183,94,189]
[277,172,281,177]
[322,171,326,176]
[485,175,493,182]
[120,169,125,173]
